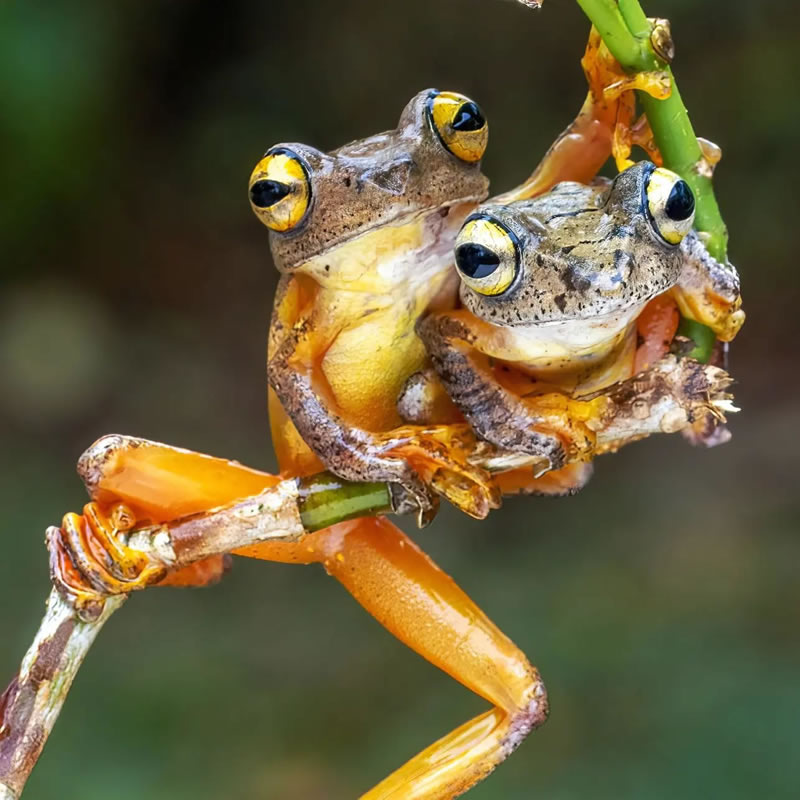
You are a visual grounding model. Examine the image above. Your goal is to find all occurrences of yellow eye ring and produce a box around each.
[645,166,695,245]
[248,147,311,233]
[426,90,488,164]
[454,214,519,296]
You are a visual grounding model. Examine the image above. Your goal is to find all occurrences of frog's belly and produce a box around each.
[322,316,427,431]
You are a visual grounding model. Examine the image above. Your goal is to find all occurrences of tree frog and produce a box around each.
[250,88,498,520]
[417,161,743,479]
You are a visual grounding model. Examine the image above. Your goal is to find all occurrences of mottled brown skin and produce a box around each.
[420,162,743,474]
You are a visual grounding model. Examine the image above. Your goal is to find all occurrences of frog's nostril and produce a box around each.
[456,243,500,279]
[250,179,291,208]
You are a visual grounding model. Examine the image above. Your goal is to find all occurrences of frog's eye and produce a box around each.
[454,214,519,296]
[249,147,311,232]
[645,166,695,245]
[426,91,488,163]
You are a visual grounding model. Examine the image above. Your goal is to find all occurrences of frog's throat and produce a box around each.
[506,299,650,362]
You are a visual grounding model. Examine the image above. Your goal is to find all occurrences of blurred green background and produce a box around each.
[1,0,798,797]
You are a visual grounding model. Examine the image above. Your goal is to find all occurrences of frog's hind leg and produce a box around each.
[50,434,283,602]
[296,516,547,800]
[55,432,546,795]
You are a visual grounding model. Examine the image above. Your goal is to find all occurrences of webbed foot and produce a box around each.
[372,425,502,522]
[48,502,168,618]
[591,354,737,452]
[48,501,230,619]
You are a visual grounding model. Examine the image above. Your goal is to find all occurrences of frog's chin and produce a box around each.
[510,298,652,363]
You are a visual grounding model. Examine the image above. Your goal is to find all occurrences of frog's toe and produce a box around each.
[49,502,168,617]
[429,466,501,520]
[388,474,439,528]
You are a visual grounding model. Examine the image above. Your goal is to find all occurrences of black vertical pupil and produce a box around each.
[455,243,500,279]
[665,180,695,221]
[250,179,291,208]
[451,102,485,132]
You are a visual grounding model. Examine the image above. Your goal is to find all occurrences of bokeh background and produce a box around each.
[1,0,798,797]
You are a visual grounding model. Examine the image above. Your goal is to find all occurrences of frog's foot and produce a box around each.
[47,502,168,618]
[591,354,737,452]
[291,428,440,527]
[512,393,606,470]
[579,26,671,172]
[614,112,663,171]
[674,232,745,342]
[48,501,229,619]
[374,424,502,521]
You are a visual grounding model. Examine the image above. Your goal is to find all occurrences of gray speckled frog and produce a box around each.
[418,161,743,481]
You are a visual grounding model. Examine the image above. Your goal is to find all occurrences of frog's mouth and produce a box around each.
[281,194,486,273]
[369,194,487,241]
[507,300,652,363]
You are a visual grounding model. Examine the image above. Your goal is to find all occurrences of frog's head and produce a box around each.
[454,161,695,327]
[249,89,489,271]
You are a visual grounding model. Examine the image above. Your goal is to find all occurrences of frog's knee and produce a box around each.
[77,434,146,496]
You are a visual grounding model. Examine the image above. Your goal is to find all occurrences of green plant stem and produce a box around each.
[617,0,651,38]
[575,0,652,67]
[576,0,729,361]
[296,473,392,531]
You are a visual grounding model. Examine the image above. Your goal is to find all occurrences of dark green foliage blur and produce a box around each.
[1,0,798,797]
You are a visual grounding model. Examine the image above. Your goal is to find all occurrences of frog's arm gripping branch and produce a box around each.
[269,323,500,523]
[418,312,738,472]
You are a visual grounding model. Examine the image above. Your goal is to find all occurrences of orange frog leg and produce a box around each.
[634,292,681,372]
[50,434,285,602]
[240,517,547,800]
[56,436,546,797]
[496,26,670,205]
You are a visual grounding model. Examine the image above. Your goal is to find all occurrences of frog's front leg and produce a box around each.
[268,323,499,523]
[673,232,745,342]
[589,354,737,451]
[418,312,605,473]
[496,27,669,204]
